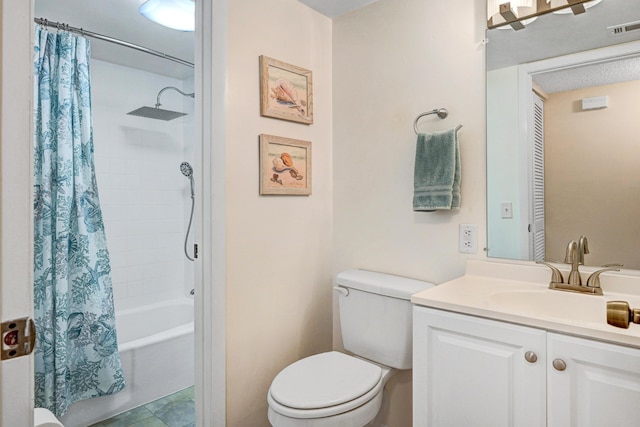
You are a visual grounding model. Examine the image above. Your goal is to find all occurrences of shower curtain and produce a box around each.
[33,25,125,417]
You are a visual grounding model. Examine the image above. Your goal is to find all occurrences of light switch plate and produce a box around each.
[501,202,513,219]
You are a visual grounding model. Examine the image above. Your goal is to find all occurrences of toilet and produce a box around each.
[34,408,64,427]
[267,269,435,427]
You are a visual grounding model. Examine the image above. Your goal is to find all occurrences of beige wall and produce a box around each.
[332,0,487,425]
[225,0,333,425]
[545,80,640,267]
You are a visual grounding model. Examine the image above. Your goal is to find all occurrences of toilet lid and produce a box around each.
[269,351,382,410]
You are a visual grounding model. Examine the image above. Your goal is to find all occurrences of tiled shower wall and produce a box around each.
[91,59,194,311]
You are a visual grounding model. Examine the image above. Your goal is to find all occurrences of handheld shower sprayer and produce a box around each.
[180,161,195,198]
[180,161,193,177]
[181,162,196,261]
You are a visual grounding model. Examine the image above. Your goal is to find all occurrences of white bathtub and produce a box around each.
[59,298,195,427]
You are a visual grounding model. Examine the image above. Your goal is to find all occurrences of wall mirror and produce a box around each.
[486,0,640,269]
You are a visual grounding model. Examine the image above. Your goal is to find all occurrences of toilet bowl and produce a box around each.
[267,270,435,427]
[34,408,64,427]
[267,351,393,427]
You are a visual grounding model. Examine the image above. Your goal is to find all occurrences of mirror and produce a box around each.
[487,0,640,269]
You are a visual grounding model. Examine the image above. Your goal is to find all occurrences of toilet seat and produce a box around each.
[268,351,384,419]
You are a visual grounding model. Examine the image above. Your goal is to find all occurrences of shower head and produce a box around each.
[127,86,195,121]
[127,106,187,121]
[180,162,193,178]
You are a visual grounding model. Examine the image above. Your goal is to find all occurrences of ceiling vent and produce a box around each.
[608,20,640,36]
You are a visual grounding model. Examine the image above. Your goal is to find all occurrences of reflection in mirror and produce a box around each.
[486,0,640,269]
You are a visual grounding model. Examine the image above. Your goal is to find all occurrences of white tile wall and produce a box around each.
[91,59,195,311]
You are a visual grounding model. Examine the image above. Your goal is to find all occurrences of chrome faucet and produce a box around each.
[564,240,581,286]
[537,236,621,296]
[578,235,589,265]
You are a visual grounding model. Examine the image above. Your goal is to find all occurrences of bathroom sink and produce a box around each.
[488,289,607,324]
[412,260,640,347]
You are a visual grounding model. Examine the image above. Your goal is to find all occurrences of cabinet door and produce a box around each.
[413,307,546,427]
[548,333,640,427]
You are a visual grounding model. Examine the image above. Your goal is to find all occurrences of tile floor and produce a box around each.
[88,386,195,427]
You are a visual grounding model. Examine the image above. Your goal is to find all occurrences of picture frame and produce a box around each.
[260,55,313,125]
[259,134,312,196]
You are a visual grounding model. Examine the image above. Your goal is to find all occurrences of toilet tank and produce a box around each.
[335,269,435,370]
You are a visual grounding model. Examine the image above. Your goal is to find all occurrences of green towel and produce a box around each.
[413,128,460,211]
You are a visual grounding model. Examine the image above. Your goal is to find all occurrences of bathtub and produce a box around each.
[59,298,195,427]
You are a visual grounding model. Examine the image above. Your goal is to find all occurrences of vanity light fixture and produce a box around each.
[488,0,537,30]
[139,0,195,32]
[550,0,602,14]
[488,0,597,30]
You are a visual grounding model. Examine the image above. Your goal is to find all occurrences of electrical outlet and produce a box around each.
[459,224,477,254]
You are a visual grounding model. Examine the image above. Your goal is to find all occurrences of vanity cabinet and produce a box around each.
[413,306,640,427]
[547,333,640,426]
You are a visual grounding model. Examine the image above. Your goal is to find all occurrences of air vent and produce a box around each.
[608,20,640,36]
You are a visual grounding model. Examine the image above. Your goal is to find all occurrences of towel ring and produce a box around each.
[413,108,463,134]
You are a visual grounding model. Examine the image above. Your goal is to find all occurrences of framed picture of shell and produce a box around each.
[259,56,313,125]
[259,134,312,196]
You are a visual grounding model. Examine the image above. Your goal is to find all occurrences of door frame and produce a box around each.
[0,1,227,425]
[195,0,227,426]
[0,0,36,425]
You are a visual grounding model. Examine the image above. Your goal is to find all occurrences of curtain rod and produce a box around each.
[34,18,194,69]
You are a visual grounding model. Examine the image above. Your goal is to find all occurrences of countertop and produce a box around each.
[411,259,640,348]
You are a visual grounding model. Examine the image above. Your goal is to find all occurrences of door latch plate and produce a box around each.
[1,317,36,360]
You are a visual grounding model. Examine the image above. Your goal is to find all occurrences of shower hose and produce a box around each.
[184,192,195,261]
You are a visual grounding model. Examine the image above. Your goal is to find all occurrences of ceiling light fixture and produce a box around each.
[139,0,195,32]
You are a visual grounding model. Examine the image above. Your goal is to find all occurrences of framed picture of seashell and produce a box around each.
[260,55,313,125]
[259,134,312,195]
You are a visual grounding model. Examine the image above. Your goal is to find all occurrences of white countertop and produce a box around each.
[411,260,640,348]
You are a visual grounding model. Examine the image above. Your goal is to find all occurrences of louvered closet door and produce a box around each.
[531,93,545,261]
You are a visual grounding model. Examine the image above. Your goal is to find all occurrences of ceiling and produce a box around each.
[38,0,638,92]
[296,0,380,18]
[35,0,195,79]
[34,0,379,79]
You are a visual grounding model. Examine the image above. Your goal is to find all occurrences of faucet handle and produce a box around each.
[607,300,640,329]
[536,261,564,284]
[586,267,621,289]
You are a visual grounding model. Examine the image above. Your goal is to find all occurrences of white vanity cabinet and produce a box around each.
[547,333,640,426]
[413,306,547,427]
[413,306,640,427]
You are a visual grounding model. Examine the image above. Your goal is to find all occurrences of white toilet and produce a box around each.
[34,408,64,427]
[267,269,435,427]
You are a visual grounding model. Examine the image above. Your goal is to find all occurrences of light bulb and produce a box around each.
[139,0,195,32]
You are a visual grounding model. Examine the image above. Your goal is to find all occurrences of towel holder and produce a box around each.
[413,108,463,134]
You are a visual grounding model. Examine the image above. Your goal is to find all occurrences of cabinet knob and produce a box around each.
[524,351,538,363]
[552,358,567,371]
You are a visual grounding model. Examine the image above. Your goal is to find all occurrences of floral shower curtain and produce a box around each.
[33,25,125,417]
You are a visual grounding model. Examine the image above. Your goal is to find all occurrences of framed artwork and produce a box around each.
[260,55,313,125]
[259,134,312,195]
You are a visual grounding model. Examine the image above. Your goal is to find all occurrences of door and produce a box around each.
[0,0,36,426]
[548,333,640,427]
[413,307,547,427]
[529,91,545,261]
